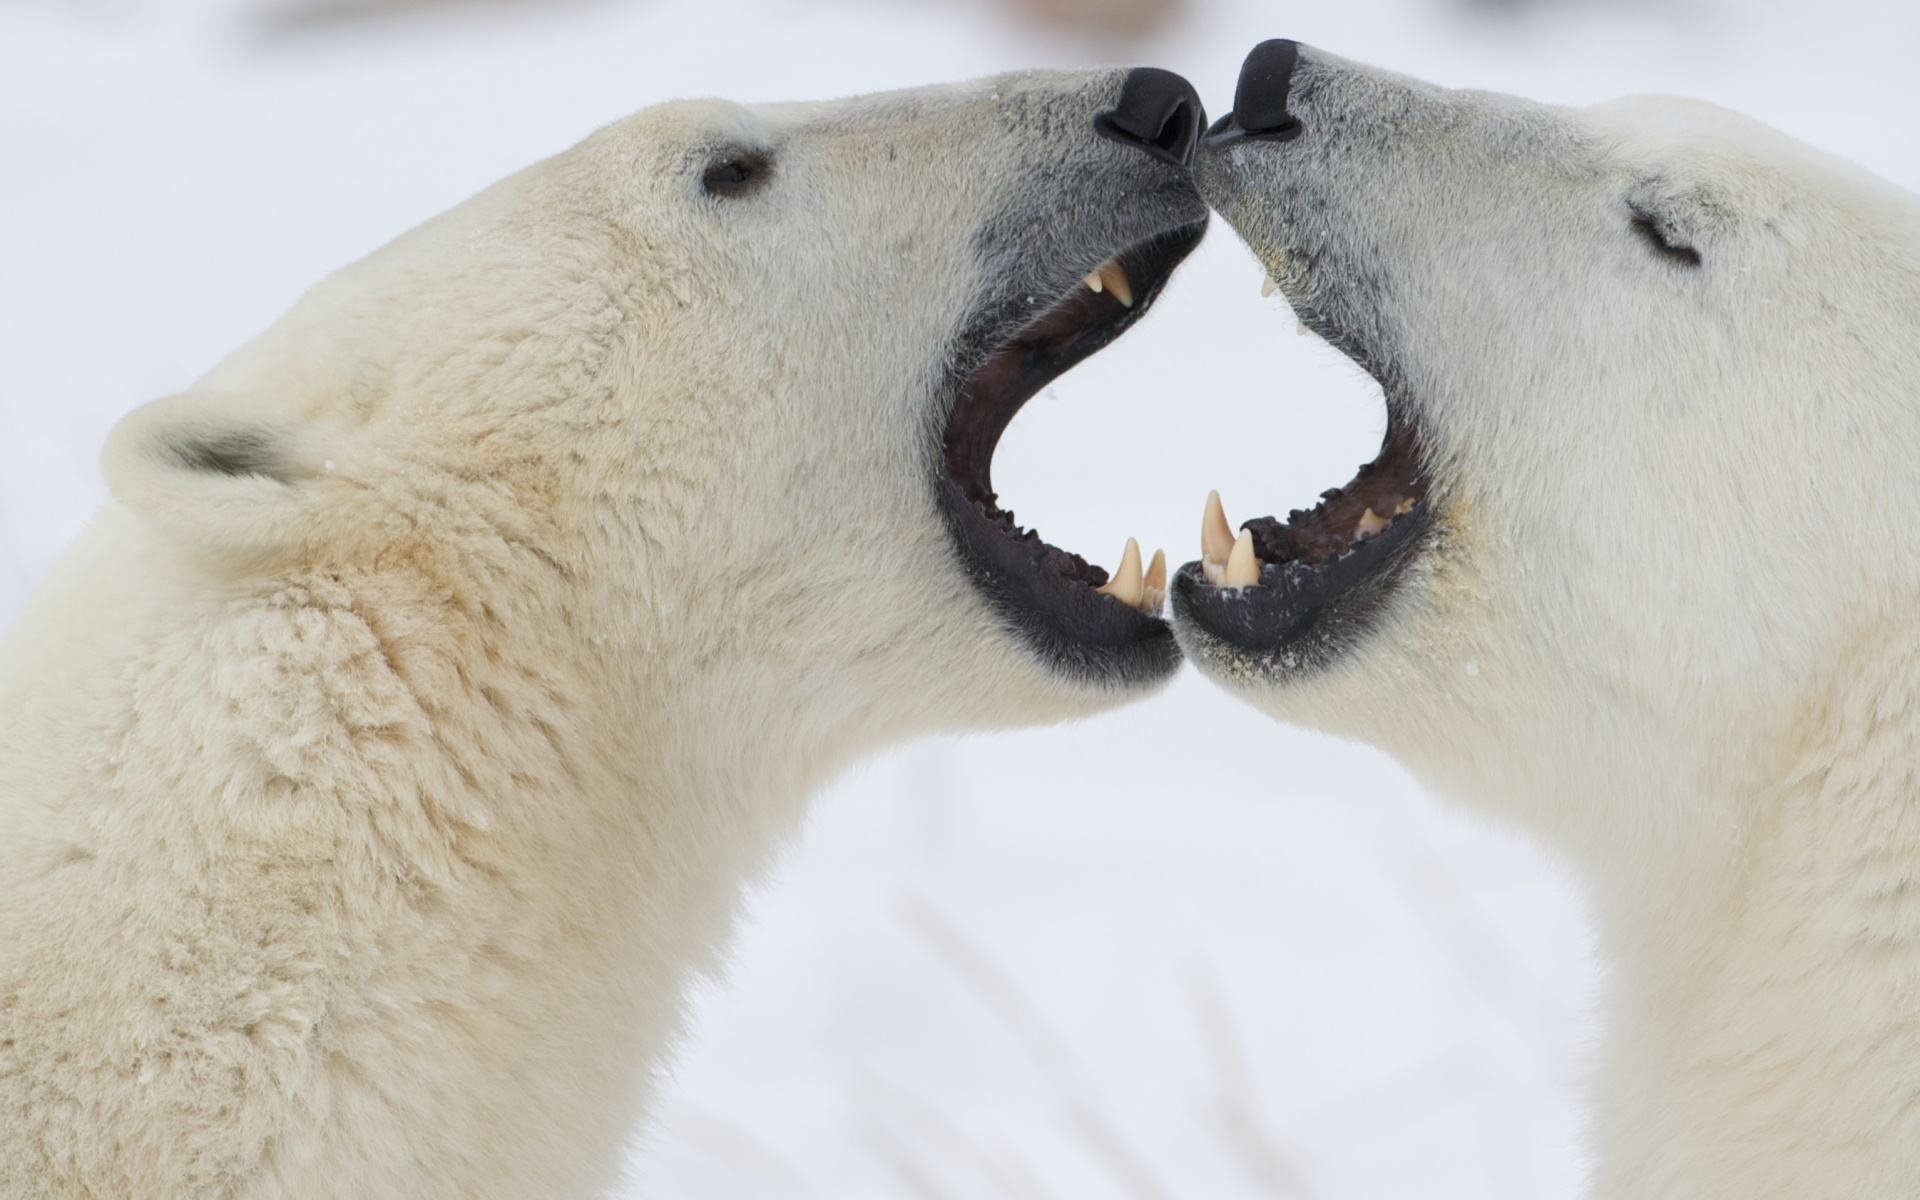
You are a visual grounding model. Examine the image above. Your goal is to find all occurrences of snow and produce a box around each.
[3,0,1916,1194]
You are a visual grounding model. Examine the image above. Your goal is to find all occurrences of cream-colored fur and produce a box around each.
[0,72,1188,1197]
[1181,48,1920,1198]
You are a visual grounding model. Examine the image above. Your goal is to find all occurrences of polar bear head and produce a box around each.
[1173,42,1920,847]
[101,71,1207,770]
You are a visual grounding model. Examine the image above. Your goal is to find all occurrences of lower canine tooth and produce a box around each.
[1225,529,1261,588]
[1141,548,1167,612]
[1097,537,1145,607]
[1201,490,1235,571]
[1099,261,1134,308]
[1356,507,1389,539]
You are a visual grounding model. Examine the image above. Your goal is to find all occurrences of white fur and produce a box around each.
[1186,50,1920,1198]
[0,72,1169,1198]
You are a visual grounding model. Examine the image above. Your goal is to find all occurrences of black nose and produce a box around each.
[1204,39,1303,146]
[1095,68,1206,170]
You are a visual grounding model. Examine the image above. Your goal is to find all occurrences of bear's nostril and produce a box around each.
[1205,38,1306,147]
[1095,67,1207,170]
[1235,39,1302,134]
[1151,101,1196,156]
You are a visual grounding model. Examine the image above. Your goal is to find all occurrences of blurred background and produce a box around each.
[4,0,1918,1195]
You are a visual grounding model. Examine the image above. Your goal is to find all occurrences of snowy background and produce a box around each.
[4,0,1918,1195]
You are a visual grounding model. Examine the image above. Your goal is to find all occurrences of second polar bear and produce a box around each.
[1176,39,1920,1200]
[0,71,1207,1197]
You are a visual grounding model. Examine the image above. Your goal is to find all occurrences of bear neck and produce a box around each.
[16,510,847,1185]
[1576,625,1920,1198]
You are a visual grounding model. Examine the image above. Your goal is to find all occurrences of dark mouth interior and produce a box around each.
[1171,309,1434,664]
[1242,421,1426,571]
[941,223,1204,600]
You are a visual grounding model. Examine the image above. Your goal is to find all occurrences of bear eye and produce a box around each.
[1628,206,1702,268]
[701,152,771,199]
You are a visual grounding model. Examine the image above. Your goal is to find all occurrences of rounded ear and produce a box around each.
[102,390,337,570]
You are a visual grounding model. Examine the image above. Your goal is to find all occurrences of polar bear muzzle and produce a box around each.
[1171,40,1435,675]
[936,69,1207,689]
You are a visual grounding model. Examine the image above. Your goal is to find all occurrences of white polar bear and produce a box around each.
[0,69,1207,1198]
[1174,39,1920,1200]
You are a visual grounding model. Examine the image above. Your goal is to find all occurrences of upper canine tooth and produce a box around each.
[1260,274,1279,298]
[1356,507,1389,539]
[1202,490,1235,573]
[1083,269,1105,294]
[1099,261,1134,308]
[1098,537,1145,607]
[1225,529,1261,588]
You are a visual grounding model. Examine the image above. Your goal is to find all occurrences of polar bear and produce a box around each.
[0,69,1207,1198]
[1173,39,1920,1200]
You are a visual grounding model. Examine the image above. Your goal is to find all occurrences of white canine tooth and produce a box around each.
[1143,547,1167,592]
[1142,548,1167,613]
[1083,269,1104,294]
[1201,490,1235,575]
[1225,529,1261,588]
[1099,261,1134,308]
[1260,274,1279,298]
[1296,319,1311,338]
[1097,537,1145,608]
[1356,507,1389,539]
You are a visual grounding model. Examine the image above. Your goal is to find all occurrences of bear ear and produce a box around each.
[102,390,334,569]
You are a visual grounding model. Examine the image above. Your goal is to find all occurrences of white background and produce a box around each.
[4,0,1916,1195]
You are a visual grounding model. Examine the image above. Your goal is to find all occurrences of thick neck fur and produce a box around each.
[1367,591,1920,1197]
[0,493,827,1197]
[1572,623,1920,1199]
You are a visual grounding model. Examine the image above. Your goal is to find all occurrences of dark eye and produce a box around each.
[701,152,771,199]
[1629,207,1702,268]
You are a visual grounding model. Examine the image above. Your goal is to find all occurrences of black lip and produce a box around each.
[937,219,1205,688]
[1173,376,1433,671]
[1172,497,1428,671]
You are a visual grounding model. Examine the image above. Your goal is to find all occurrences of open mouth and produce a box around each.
[1172,298,1433,667]
[1169,37,1438,671]
[937,220,1204,685]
